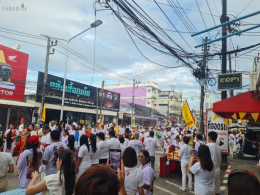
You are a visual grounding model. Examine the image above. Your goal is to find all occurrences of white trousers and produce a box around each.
[181,162,192,189]
[229,143,234,157]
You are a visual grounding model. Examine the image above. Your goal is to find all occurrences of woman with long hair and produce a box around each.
[26,149,76,195]
[97,132,109,164]
[17,135,43,188]
[61,129,69,145]
[138,150,154,195]
[89,134,100,166]
[188,145,215,195]
[3,124,19,155]
[75,135,92,179]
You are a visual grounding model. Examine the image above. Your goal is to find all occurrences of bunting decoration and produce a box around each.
[251,113,259,122]
[213,114,220,121]
[231,113,237,120]
[223,118,229,126]
[239,112,247,120]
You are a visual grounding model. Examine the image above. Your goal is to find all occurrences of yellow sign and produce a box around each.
[231,113,237,120]
[251,113,259,122]
[41,104,46,122]
[182,101,195,127]
[213,114,219,121]
[239,112,246,120]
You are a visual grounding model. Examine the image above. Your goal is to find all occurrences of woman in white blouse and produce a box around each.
[178,136,193,191]
[97,132,109,164]
[25,149,76,195]
[89,134,100,166]
[75,135,92,179]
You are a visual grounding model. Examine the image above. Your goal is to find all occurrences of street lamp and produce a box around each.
[41,20,103,121]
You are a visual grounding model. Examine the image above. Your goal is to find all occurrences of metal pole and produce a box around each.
[41,37,50,119]
[229,54,234,97]
[99,80,104,122]
[96,87,99,124]
[131,79,135,126]
[180,91,183,126]
[200,37,208,135]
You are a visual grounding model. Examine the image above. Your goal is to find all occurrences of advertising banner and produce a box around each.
[182,100,195,127]
[0,44,29,101]
[36,72,120,112]
[206,109,229,154]
[217,73,242,90]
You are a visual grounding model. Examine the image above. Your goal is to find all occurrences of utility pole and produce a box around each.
[99,80,105,123]
[229,54,234,97]
[96,87,99,124]
[131,79,135,126]
[221,0,228,163]
[180,91,183,126]
[199,37,208,135]
[40,38,51,120]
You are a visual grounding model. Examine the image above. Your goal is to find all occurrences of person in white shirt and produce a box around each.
[91,125,99,135]
[143,131,157,170]
[188,145,215,195]
[69,125,76,135]
[119,124,125,136]
[195,134,204,152]
[163,127,172,153]
[123,147,145,195]
[49,121,56,131]
[78,124,85,146]
[207,131,221,195]
[75,134,92,179]
[128,132,143,164]
[229,131,235,157]
[138,150,154,195]
[73,120,78,128]
[89,134,100,166]
[170,127,176,140]
[156,128,163,148]
[43,131,68,175]
[0,137,14,193]
[97,132,109,164]
[67,121,73,131]
[39,126,52,150]
[100,125,106,135]
[107,131,120,150]
[25,149,76,195]
[119,135,126,157]
[143,128,150,140]
[61,130,69,145]
[178,136,193,191]
[35,124,43,138]
[3,124,19,155]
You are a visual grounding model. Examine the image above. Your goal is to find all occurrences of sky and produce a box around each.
[0,0,259,111]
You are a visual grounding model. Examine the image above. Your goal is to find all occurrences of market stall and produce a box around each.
[159,156,180,178]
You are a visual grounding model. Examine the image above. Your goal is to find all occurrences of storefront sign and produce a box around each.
[36,72,120,112]
[0,44,29,101]
[217,73,242,90]
[182,101,195,127]
[206,109,229,154]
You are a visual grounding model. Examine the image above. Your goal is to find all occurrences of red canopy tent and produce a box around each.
[213,91,260,121]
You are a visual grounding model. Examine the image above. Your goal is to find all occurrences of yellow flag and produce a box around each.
[231,113,237,120]
[132,120,135,126]
[239,112,246,120]
[41,104,46,122]
[213,114,219,121]
[101,115,104,125]
[223,118,229,126]
[251,113,259,122]
[182,101,195,127]
[115,125,118,135]
[169,121,172,127]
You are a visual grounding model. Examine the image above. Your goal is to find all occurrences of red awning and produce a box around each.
[213,91,260,121]
[169,118,177,122]
[159,118,165,121]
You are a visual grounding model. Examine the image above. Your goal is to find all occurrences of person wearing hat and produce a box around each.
[39,125,52,151]
[17,135,43,189]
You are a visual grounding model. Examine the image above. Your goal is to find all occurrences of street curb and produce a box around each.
[220,165,231,194]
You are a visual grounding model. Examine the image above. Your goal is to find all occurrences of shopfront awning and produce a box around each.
[213,91,260,120]
[0,99,35,107]
[169,118,177,122]
[125,114,159,121]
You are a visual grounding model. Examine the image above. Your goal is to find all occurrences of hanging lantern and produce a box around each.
[156,99,159,102]
[179,91,182,94]
[151,99,154,102]
[161,99,164,102]
[178,98,181,102]
[143,98,145,101]
[172,99,175,102]
[167,99,169,102]
[198,96,201,99]
[206,94,210,98]
[191,97,194,100]
[184,98,187,101]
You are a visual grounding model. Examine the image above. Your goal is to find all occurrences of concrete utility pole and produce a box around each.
[40,37,51,119]
[199,37,208,135]
[229,54,234,97]
[131,79,135,126]
[96,87,99,124]
[99,80,105,123]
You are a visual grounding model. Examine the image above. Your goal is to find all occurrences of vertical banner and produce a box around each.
[182,100,195,127]
[206,109,229,154]
[41,104,46,122]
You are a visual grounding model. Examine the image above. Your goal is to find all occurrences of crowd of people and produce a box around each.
[0,121,259,195]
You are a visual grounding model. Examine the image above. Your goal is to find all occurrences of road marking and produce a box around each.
[165,180,195,194]
[154,185,177,195]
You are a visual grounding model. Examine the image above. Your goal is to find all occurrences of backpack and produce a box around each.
[157,132,162,138]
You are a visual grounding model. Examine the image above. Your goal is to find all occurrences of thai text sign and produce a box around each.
[182,100,195,127]
[217,73,242,90]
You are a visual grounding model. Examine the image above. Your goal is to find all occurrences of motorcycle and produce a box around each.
[0,62,12,81]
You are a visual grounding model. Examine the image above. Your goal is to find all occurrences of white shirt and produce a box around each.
[49,125,56,131]
[97,140,109,159]
[43,142,68,175]
[171,139,180,147]
[207,143,221,175]
[164,131,172,144]
[119,127,125,135]
[30,130,37,136]
[190,162,215,195]
[69,130,76,135]
[78,144,92,169]
[61,136,68,145]
[100,128,106,134]
[138,164,154,195]
[42,171,65,195]
[144,132,150,140]
[170,128,176,139]
[40,133,52,150]
[120,143,126,157]
[143,137,157,157]
[124,166,144,195]
[78,130,85,146]
[128,139,143,156]
[195,141,204,151]
[73,122,78,127]
[178,144,192,165]
[0,152,14,177]
[107,137,120,150]
[90,144,101,165]
[91,128,99,135]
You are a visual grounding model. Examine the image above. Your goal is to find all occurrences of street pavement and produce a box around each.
[6,148,259,194]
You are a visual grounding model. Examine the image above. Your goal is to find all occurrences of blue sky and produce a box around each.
[0,0,259,111]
